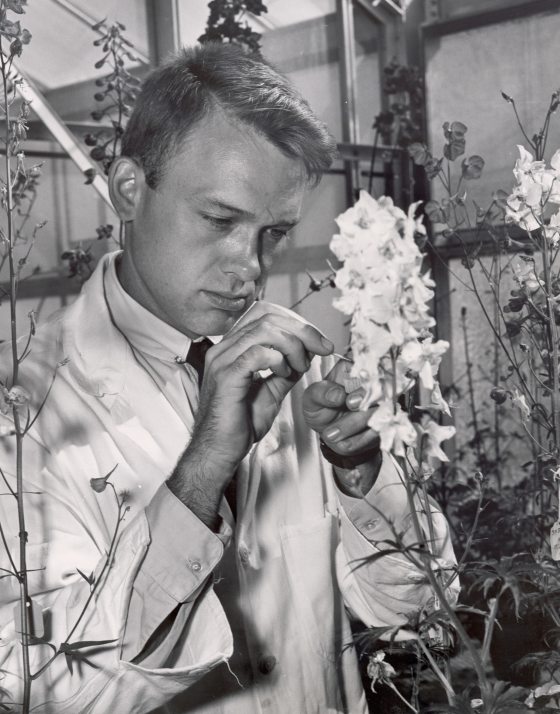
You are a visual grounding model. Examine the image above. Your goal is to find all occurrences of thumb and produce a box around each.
[302,381,346,430]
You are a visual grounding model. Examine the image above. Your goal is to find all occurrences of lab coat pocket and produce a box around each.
[280,513,343,664]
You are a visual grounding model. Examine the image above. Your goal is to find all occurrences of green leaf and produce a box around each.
[501,90,514,103]
[60,638,117,652]
[76,568,94,585]
[83,168,96,185]
[91,17,107,32]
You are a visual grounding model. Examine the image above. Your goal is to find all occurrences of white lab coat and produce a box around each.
[0,253,457,713]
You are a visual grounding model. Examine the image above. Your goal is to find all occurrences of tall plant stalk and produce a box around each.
[0,16,34,709]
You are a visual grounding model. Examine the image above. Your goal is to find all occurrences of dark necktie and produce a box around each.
[185,338,213,387]
[185,337,237,519]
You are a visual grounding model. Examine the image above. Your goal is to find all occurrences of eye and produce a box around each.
[203,214,234,229]
[263,227,290,241]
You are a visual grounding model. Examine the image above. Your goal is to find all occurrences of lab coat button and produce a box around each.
[258,655,277,674]
[189,560,202,572]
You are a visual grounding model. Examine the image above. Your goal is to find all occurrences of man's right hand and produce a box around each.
[168,301,333,528]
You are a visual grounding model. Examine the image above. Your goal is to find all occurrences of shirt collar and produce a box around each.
[104,252,220,363]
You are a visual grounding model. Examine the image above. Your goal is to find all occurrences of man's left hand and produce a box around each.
[302,358,380,459]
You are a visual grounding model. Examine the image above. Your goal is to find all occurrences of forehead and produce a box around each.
[162,112,309,219]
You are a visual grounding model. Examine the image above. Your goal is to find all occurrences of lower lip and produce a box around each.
[204,291,248,311]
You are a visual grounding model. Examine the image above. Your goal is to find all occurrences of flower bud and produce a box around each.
[490,387,507,405]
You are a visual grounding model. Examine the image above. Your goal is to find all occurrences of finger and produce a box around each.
[232,300,331,344]
[303,380,347,413]
[213,321,324,375]
[230,344,292,382]
[226,305,334,359]
[325,429,381,456]
[346,388,366,411]
[326,355,355,384]
[321,409,374,447]
[260,369,302,405]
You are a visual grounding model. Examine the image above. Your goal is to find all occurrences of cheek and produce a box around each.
[261,237,289,267]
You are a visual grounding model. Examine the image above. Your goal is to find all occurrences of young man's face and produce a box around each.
[118,110,308,338]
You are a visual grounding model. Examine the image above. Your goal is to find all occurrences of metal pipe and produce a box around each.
[11,60,116,214]
[49,0,151,65]
[336,0,360,203]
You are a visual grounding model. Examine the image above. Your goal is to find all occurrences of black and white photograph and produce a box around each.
[0,1,559,712]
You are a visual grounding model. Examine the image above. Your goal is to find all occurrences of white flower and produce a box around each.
[419,419,456,467]
[400,338,449,391]
[506,145,560,231]
[512,388,531,421]
[0,384,31,414]
[430,382,451,416]
[331,190,451,466]
[525,681,560,708]
[545,209,560,246]
[505,194,541,231]
[366,650,396,693]
[512,260,541,293]
[368,400,417,456]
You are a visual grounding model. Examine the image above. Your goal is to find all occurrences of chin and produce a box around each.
[183,313,234,339]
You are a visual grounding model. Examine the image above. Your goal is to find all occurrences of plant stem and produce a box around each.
[31,484,127,681]
[541,234,560,456]
[492,255,502,489]
[414,635,455,702]
[444,477,484,590]
[1,40,32,713]
[400,458,489,693]
[386,681,419,713]
[480,595,500,665]
[461,307,485,468]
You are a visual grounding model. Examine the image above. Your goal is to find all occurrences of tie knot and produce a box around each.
[185,338,213,386]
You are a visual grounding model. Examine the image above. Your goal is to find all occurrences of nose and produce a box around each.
[223,228,262,284]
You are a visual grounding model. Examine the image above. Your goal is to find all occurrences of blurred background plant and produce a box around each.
[61,19,141,280]
[198,0,268,53]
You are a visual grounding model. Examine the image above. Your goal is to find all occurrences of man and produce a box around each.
[0,43,456,713]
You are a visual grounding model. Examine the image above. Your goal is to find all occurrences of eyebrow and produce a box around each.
[205,198,252,216]
[205,198,301,227]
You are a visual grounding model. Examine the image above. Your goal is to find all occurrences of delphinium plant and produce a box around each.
[0,4,41,709]
[327,169,560,707]
[329,192,465,713]
[369,61,424,198]
[198,0,268,53]
[0,6,131,712]
[342,92,560,710]
[61,19,141,280]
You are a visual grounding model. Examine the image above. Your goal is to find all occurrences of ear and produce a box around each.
[108,156,145,221]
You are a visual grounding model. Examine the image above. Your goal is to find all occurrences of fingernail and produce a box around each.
[347,393,362,409]
[321,336,334,351]
[327,387,344,404]
[324,426,341,441]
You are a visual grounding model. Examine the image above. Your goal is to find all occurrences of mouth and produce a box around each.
[203,290,252,312]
